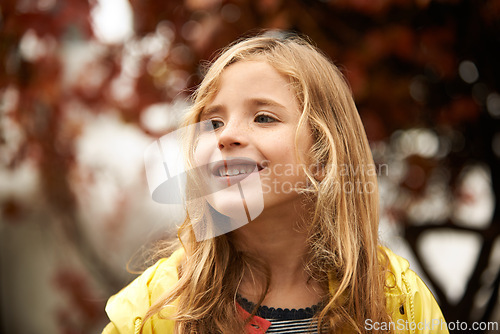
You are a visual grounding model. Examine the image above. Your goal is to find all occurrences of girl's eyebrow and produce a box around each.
[250,97,287,111]
[200,105,223,118]
[200,97,287,118]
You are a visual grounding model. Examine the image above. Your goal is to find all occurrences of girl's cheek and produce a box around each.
[193,134,219,166]
[260,164,272,177]
[193,144,206,167]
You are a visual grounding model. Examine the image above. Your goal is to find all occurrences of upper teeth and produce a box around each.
[218,165,255,177]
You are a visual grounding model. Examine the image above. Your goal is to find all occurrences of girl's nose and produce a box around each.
[217,120,247,150]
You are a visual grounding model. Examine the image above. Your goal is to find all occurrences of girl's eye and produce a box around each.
[210,119,224,130]
[255,114,277,123]
[200,119,223,132]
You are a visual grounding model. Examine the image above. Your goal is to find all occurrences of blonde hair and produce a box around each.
[144,31,391,333]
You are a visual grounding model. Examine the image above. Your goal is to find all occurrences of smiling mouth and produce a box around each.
[210,158,265,178]
[216,164,257,177]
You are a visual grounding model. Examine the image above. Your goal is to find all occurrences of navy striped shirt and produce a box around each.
[238,295,324,333]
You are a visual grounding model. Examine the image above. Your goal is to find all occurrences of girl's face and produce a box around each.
[194,60,312,220]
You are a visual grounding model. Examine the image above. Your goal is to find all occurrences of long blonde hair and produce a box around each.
[144,32,391,333]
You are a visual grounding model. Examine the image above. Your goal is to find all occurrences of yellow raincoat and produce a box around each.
[102,247,449,334]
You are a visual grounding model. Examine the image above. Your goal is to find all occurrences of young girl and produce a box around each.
[103,32,448,334]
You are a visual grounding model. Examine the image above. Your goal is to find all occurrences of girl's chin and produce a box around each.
[202,171,264,222]
[206,190,264,221]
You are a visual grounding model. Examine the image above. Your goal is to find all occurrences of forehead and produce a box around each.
[204,60,296,109]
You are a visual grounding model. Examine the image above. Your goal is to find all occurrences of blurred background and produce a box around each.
[1,0,500,333]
